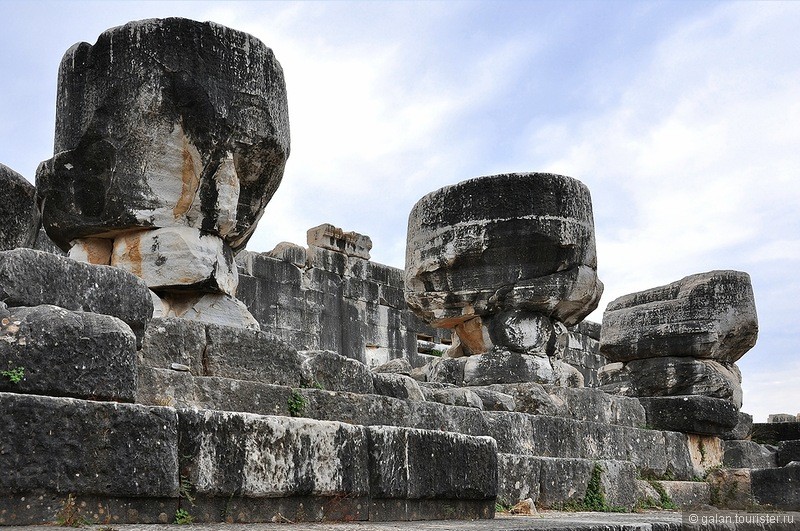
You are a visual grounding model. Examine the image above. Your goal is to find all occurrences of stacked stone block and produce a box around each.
[599,270,758,436]
[35,18,291,329]
[404,173,603,387]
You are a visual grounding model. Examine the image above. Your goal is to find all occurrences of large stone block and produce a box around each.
[0,305,136,401]
[372,373,425,401]
[203,324,310,387]
[462,351,555,386]
[112,227,238,295]
[723,440,776,469]
[405,173,602,327]
[484,382,561,416]
[36,18,289,252]
[600,270,758,363]
[0,248,152,344]
[751,422,800,445]
[0,164,39,251]
[720,411,753,441]
[300,350,374,394]
[639,396,739,436]
[158,292,260,330]
[751,466,800,510]
[0,393,178,497]
[599,357,743,407]
[307,223,372,260]
[543,385,646,427]
[178,409,368,498]
[139,317,207,374]
[366,426,497,500]
[777,440,800,467]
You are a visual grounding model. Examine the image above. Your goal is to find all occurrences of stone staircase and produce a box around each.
[136,317,715,513]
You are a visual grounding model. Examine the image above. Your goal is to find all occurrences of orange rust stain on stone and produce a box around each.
[125,232,144,279]
[173,133,200,218]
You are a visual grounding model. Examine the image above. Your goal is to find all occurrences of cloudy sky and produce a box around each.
[1,1,798,422]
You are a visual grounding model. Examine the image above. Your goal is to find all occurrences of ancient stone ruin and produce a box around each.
[1,16,798,527]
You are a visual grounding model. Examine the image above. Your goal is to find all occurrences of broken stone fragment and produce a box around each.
[486,311,554,356]
[111,227,238,295]
[157,292,259,330]
[462,350,556,386]
[0,305,137,401]
[0,164,39,251]
[599,357,743,407]
[405,173,603,328]
[600,270,758,363]
[68,237,113,265]
[307,223,372,260]
[35,18,290,252]
[638,395,739,436]
[0,248,152,345]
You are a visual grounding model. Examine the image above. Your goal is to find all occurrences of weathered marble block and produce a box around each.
[600,270,758,363]
[638,396,739,436]
[599,357,743,407]
[0,248,152,345]
[307,223,372,260]
[112,227,238,295]
[405,173,603,328]
[0,164,39,251]
[36,18,290,252]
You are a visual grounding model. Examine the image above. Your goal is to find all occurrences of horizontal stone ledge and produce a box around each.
[0,393,179,498]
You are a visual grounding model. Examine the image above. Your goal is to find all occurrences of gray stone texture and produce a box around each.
[470,388,516,412]
[371,373,426,401]
[178,409,369,498]
[300,350,375,394]
[485,382,561,416]
[497,455,637,509]
[422,387,484,409]
[308,223,372,260]
[563,320,606,388]
[405,173,602,329]
[599,357,743,407]
[0,305,137,401]
[777,440,800,467]
[752,422,800,444]
[600,270,758,363]
[236,246,420,366]
[0,248,152,345]
[655,481,710,509]
[768,413,797,423]
[0,164,39,251]
[638,396,739,436]
[36,18,289,252]
[723,440,776,469]
[203,324,311,387]
[366,426,497,500]
[0,393,178,497]
[751,466,800,510]
[139,317,207,375]
[462,351,555,386]
[543,385,646,427]
[720,411,753,441]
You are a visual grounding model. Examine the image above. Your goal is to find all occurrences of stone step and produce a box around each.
[708,466,800,511]
[137,367,698,480]
[0,392,496,525]
[497,456,637,509]
[752,422,800,444]
[635,479,710,510]
[139,319,644,427]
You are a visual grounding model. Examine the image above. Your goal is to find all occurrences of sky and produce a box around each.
[1,0,798,422]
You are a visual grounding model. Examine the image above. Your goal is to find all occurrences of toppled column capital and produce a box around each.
[404,173,603,328]
[36,17,290,252]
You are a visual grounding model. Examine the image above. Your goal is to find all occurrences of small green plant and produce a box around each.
[555,464,628,513]
[179,475,196,506]
[430,349,444,357]
[1,366,24,384]
[288,390,307,417]
[648,480,677,510]
[494,501,513,513]
[174,508,194,524]
[55,494,90,527]
[698,439,706,462]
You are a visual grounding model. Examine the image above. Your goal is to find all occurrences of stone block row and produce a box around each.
[0,392,497,525]
[0,248,152,345]
[136,367,696,481]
